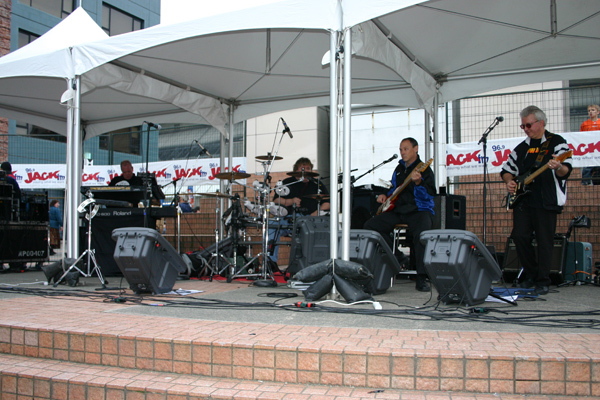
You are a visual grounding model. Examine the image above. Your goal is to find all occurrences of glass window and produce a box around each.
[19,0,74,19]
[18,30,39,48]
[102,4,144,36]
[99,128,141,156]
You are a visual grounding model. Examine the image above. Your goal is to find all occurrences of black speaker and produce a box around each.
[343,230,402,294]
[288,222,401,295]
[420,229,502,306]
[433,195,466,230]
[502,236,566,273]
[287,216,331,276]
[83,210,156,276]
[112,227,187,294]
[0,223,48,262]
[350,185,388,229]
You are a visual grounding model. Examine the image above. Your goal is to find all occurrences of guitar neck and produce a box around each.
[523,150,572,185]
[523,164,549,185]
[388,162,424,202]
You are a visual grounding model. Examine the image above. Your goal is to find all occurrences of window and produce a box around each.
[18,29,39,49]
[102,4,143,36]
[19,0,74,19]
[99,128,142,156]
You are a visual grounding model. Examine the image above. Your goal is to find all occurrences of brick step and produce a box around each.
[0,353,586,400]
[1,297,599,397]
[2,321,598,397]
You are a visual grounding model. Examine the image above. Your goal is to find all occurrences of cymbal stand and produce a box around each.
[54,196,111,289]
[230,161,277,285]
[206,193,230,280]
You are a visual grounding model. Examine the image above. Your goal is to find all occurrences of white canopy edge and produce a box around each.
[351,21,437,111]
[61,63,228,136]
[0,7,107,79]
[72,0,343,76]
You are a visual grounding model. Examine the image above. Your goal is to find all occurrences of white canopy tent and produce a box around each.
[1,0,599,260]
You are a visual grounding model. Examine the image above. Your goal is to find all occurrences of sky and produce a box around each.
[160,0,283,24]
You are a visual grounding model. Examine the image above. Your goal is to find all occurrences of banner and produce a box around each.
[446,131,600,177]
[8,157,248,190]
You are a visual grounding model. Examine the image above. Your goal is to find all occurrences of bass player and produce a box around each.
[364,137,436,292]
[501,105,572,295]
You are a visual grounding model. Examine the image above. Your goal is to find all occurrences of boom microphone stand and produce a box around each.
[478,116,503,244]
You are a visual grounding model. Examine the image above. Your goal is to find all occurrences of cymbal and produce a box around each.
[198,192,231,199]
[287,171,319,178]
[214,171,251,180]
[303,193,330,201]
[256,154,283,161]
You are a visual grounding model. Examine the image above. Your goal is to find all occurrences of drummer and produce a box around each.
[269,157,330,266]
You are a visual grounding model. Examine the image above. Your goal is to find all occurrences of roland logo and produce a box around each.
[114,211,132,216]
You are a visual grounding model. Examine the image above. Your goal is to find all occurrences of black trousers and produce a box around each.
[511,204,557,286]
[363,210,433,275]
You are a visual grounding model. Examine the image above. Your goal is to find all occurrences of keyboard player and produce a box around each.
[108,160,144,187]
[107,160,164,206]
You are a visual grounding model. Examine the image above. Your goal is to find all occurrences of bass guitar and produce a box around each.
[376,158,434,215]
[505,150,572,210]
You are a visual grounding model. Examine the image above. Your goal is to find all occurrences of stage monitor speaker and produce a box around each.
[433,194,466,230]
[112,227,187,294]
[502,236,566,283]
[420,229,501,306]
[343,230,402,295]
[287,216,331,276]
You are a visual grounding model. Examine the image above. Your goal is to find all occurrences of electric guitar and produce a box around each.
[505,150,572,210]
[376,158,434,215]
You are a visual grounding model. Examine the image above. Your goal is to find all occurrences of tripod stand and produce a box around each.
[54,196,110,289]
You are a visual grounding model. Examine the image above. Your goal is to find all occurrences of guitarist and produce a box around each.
[364,138,436,292]
[501,106,572,295]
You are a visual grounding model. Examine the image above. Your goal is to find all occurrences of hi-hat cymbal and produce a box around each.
[256,154,283,161]
[215,171,251,180]
[287,171,319,178]
[303,193,330,201]
[198,192,231,199]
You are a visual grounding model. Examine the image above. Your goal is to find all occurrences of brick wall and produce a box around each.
[0,0,9,159]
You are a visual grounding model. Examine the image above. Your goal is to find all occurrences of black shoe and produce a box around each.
[518,279,535,289]
[535,285,549,295]
[415,275,430,292]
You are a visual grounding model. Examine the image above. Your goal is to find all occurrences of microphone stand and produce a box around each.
[354,157,396,185]
[478,118,502,244]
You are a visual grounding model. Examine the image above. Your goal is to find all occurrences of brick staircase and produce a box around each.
[1,288,599,399]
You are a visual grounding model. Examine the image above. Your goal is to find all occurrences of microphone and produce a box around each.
[496,116,504,122]
[281,118,293,138]
[144,121,162,129]
[194,140,211,157]
[383,154,399,164]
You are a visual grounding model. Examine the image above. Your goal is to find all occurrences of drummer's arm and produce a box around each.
[277,197,301,207]
[320,201,330,211]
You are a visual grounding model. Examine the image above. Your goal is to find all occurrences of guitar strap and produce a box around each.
[533,131,553,168]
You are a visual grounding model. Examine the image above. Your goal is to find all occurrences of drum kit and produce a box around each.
[193,152,329,285]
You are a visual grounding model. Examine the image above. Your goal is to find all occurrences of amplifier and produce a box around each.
[502,235,566,283]
[0,222,48,263]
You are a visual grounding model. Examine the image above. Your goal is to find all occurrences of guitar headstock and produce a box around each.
[418,158,434,172]
[555,150,573,162]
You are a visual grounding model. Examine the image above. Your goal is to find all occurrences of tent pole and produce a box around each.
[65,77,82,258]
[340,27,352,261]
[329,30,339,262]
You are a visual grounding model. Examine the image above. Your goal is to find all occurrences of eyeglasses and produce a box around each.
[520,120,539,130]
